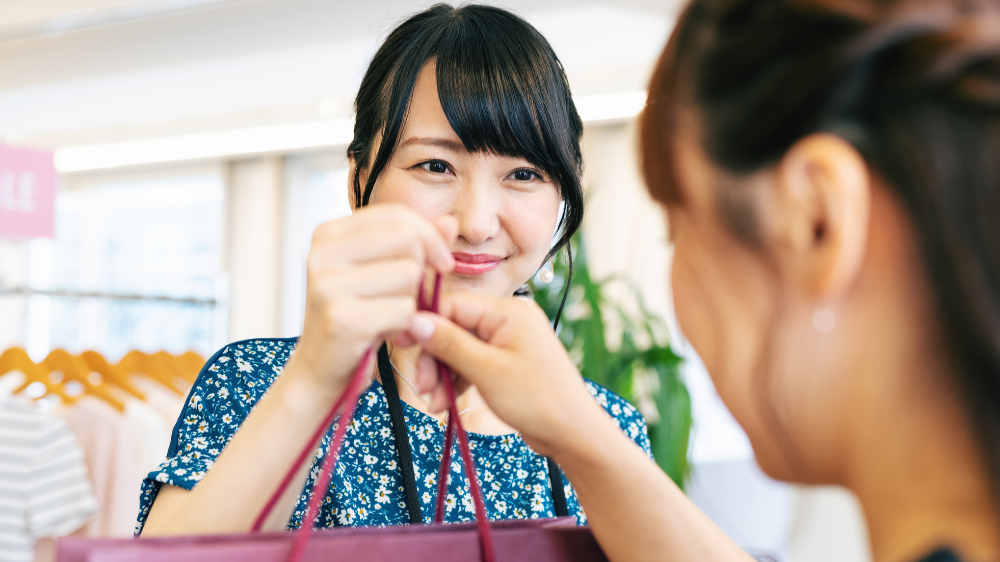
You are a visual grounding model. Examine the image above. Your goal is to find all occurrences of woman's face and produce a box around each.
[667,134,809,478]
[666,115,941,484]
[354,61,562,299]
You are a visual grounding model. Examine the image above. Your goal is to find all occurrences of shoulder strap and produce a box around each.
[381,342,570,520]
[377,344,424,524]
[547,457,569,517]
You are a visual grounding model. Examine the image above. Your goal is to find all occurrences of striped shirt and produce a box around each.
[0,399,97,562]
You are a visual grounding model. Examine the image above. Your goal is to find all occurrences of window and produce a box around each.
[0,168,225,361]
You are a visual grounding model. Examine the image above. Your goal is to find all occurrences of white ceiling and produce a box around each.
[0,0,684,149]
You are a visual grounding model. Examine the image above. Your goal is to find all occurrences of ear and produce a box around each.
[777,133,871,299]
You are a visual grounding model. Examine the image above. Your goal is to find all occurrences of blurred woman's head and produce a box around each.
[347,4,583,299]
[642,0,1000,497]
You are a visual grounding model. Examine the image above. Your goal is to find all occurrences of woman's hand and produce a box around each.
[400,293,606,457]
[293,204,457,394]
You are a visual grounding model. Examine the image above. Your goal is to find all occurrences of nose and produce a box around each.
[451,176,500,247]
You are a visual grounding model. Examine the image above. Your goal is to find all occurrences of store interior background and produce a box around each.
[0,0,869,559]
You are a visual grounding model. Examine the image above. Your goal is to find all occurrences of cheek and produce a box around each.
[371,170,452,217]
[502,190,561,260]
[670,215,774,455]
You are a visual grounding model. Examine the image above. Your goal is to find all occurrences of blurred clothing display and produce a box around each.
[0,398,96,562]
[61,397,141,538]
[0,348,201,554]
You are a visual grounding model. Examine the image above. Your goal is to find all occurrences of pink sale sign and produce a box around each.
[0,144,56,239]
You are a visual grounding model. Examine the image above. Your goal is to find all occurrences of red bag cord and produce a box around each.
[250,352,368,532]
[254,273,496,562]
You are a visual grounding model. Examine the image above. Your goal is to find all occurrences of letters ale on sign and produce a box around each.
[0,145,56,239]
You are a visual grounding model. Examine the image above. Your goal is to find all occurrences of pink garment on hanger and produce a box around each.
[61,398,141,538]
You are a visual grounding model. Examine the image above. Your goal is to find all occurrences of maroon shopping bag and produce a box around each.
[56,275,609,562]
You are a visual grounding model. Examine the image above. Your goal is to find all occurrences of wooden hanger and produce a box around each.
[117,350,185,396]
[42,349,125,412]
[177,351,205,384]
[0,347,77,405]
[80,350,146,401]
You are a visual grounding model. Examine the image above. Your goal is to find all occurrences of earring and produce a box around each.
[539,260,554,284]
[812,307,836,334]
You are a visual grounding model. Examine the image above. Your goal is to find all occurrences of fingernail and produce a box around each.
[410,314,436,341]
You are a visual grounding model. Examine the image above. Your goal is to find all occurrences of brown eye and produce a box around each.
[512,169,539,181]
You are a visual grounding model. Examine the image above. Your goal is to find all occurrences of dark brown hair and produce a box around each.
[641,0,1000,497]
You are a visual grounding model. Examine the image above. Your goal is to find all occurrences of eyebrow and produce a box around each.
[398,136,468,153]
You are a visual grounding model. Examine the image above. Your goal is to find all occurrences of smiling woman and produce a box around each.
[135,3,651,537]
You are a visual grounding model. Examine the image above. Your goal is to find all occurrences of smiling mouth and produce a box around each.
[451,252,503,275]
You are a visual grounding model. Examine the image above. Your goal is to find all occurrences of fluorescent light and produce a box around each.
[54,119,354,173]
[54,91,646,173]
[575,91,648,123]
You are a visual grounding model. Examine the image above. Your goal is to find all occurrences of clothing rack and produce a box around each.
[0,286,216,306]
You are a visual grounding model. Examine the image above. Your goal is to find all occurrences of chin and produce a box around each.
[748,432,830,485]
[441,271,517,298]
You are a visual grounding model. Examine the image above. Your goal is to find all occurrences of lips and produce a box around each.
[452,252,503,275]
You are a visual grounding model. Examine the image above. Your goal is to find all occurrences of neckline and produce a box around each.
[368,379,521,442]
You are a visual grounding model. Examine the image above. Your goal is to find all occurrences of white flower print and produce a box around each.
[530,495,545,512]
[337,508,356,525]
[134,340,654,536]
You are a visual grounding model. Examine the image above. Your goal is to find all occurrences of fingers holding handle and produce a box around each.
[404,293,604,457]
[291,204,457,396]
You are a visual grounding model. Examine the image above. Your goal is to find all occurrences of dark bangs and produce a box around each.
[348,4,584,259]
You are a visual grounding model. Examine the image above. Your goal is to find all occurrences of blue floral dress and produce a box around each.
[135,338,652,533]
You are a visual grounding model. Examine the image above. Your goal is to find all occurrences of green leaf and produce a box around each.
[534,232,692,487]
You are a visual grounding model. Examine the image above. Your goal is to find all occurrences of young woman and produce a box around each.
[405,1,1000,562]
[136,4,650,535]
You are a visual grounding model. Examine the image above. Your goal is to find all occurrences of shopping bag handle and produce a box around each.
[254,273,495,562]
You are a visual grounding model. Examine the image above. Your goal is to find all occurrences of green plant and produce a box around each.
[533,233,692,487]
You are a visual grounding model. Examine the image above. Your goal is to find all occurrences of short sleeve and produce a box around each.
[27,416,97,537]
[135,338,298,534]
[584,380,653,458]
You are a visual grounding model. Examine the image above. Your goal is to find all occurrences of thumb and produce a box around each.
[407,312,504,389]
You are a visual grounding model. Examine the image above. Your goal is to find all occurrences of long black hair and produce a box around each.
[347,3,584,266]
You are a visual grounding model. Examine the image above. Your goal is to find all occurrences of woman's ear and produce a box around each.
[777,133,871,299]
